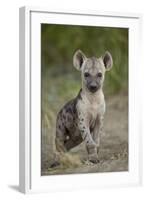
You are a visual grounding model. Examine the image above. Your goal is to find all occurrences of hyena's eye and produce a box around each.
[84,72,90,78]
[97,72,102,78]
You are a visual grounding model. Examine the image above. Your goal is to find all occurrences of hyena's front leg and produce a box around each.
[78,120,98,163]
[92,115,104,156]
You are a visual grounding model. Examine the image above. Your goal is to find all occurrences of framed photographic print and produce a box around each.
[19,6,142,193]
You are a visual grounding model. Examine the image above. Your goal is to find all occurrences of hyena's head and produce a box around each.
[73,50,113,93]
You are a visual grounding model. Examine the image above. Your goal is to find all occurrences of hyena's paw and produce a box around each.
[88,154,99,164]
[86,142,100,164]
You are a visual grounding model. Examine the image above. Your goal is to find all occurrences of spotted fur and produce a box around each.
[55,50,113,165]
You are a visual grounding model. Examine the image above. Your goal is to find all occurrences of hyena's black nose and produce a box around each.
[89,84,98,92]
[90,85,97,90]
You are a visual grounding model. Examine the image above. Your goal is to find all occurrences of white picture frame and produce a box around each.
[19,6,142,194]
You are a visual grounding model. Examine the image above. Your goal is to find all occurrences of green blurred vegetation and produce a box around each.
[41,24,128,96]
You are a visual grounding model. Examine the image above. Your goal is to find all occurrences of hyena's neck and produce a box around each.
[80,87,104,105]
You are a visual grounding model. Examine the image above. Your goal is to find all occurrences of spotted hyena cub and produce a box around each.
[55,50,113,164]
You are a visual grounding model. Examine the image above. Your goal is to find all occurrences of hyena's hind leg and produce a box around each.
[55,134,67,152]
[50,122,67,168]
[55,115,69,152]
[64,135,83,151]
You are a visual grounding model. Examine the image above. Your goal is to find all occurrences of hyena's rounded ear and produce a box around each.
[102,51,113,71]
[73,50,86,71]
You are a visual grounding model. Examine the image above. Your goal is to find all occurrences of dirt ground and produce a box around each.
[41,91,128,176]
